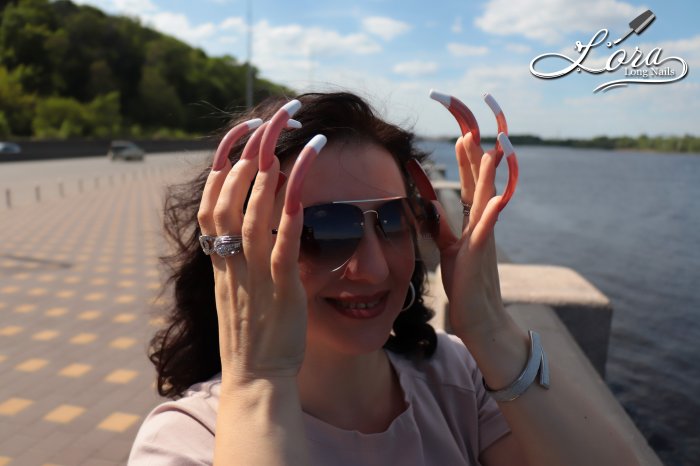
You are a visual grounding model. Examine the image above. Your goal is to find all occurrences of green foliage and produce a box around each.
[0,111,10,137]
[0,0,293,138]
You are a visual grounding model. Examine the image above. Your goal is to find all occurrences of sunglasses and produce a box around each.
[283,196,439,272]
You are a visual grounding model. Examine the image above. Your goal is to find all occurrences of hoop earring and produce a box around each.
[401,282,416,312]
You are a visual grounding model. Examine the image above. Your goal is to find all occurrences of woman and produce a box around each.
[129,92,638,465]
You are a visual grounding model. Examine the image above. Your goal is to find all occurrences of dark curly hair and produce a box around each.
[150,92,438,399]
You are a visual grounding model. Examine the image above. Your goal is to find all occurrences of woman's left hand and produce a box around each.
[432,133,510,342]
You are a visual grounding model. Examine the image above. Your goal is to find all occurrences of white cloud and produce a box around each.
[220,17,246,31]
[392,60,438,77]
[505,43,532,54]
[447,43,489,57]
[362,16,411,41]
[452,16,462,34]
[475,0,644,44]
[148,12,217,43]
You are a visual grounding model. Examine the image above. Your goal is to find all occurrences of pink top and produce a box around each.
[129,332,511,465]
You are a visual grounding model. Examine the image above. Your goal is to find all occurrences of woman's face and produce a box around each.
[277,141,416,356]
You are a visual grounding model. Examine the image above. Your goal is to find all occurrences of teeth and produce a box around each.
[337,299,381,310]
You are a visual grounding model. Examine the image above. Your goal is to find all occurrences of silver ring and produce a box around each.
[199,235,216,255]
[213,235,243,257]
[461,201,472,217]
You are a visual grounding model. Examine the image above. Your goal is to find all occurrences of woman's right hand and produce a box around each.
[196,104,321,384]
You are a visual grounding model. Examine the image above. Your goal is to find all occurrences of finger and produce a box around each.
[240,155,280,273]
[496,133,519,212]
[213,118,263,171]
[471,195,501,250]
[199,118,263,237]
[271,135,327,287]
[429,89,481,145]
[461,132,483,189]
[455,136,476,203]
[467,151,497,233]
[484,93,508,165]
[431,200,459,251]
[260,100,302,170]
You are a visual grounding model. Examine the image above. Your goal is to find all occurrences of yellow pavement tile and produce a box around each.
[145,270,159,277]
[115,295,135,304]
[0,355,6,363]
[117,280,136,288]
[110,337,137,349]
[93,266,110,273]
[97,412,140,432]
[78,310,102,320]
[121,257,136,264]
[32,330,59,341]
[0,326,23,336]
[44,404,85,424]
[119,267,136,275]
[27,287,48,296]
[42,463,63,466]
[147,282,160,290]
[84,292,105,302]
[0,398,33,416]
[97,256,114,263]
[0,456,10,465]
[58,363,92,378]
[113,313,136,323]
[70,333,97,345]
[45,307,68,317]
[56,290,76,298]
[0,286,20,294]
[89,277,108,286]
[37,274,56,282]
[0,302,5,309]
[105,369,138,384]
[15,358,49,372]
[14,304,36,313]
[11,272,30,280]
[63,276,81,284]
[149,317,165,327]
[53,254,68,261]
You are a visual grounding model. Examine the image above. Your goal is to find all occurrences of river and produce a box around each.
[420,141,700,466]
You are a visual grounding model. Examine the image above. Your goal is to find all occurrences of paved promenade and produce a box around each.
[0,154,207,465]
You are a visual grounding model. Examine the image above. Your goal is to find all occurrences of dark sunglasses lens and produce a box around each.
[376,199,411,238]
[301,203,363,269]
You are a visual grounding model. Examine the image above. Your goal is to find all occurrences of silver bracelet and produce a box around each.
[484,330,550,402]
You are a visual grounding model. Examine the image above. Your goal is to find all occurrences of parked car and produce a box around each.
[108,140,145,161]
[0,142,21,154]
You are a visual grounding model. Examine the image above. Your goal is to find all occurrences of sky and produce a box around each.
[73,0,699,138]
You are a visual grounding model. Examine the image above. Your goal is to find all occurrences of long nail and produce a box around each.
[429,89,481,145]
[241,119,301,161]
[484,93,508,165]
[285,135,326,215]
[260,100,302,171]
[496,132,519,212]
[212,118,263,170]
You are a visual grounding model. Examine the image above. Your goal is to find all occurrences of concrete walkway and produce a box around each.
[0,160,187,465]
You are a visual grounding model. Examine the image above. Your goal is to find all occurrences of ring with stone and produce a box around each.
[213,235,244,257]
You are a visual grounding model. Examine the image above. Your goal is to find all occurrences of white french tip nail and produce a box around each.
[282,99,302,116]
[483,93,503,116]
[286,119,302,129]
[497,132,514,155]
[429,89,451,107]
[307,134,327,153]
[246,118,264,130]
